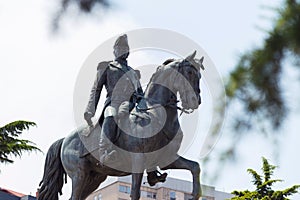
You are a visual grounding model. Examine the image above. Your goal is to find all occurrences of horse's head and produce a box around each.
[173,51,204,110]
[145,51,204,111]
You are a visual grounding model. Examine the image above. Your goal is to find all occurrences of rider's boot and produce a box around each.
[147,170,168,186]
[99,116,117,165]
[99,138,116,164]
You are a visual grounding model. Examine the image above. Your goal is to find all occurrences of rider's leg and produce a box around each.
[99,116,117,164]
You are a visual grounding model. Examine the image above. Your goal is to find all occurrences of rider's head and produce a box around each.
[113,34,129,60]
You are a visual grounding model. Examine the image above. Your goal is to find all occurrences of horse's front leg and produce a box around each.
[161,156,202,200]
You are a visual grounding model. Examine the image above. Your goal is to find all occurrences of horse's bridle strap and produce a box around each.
[137,97,193,116]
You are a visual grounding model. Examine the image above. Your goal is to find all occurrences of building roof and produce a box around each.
[0,191,20,200]
[0,187,25,197]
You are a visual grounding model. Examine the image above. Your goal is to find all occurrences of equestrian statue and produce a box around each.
[38,34,205,200]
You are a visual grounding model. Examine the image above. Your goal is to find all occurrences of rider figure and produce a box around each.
[84,34,142,163]
[84,34,167,185]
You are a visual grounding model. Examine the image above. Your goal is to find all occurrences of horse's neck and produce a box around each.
[145,83,172,105]
[144,84,178,121]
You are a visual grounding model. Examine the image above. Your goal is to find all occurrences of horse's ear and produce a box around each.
[196,56,205,70]
[199,56,204,64]
[185,50,197,61]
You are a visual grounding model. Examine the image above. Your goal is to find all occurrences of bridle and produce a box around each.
[137,63,198,116]
[136,97,194,116]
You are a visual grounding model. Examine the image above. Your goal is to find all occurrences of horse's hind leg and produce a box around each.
[69,170,107,200]
[81,173,107,199]
[130,154,144,200]
[131,173,143,200]
[70,171,88,200]
[161,156,201,200]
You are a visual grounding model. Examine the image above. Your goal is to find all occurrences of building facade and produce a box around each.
[86,176,233,200]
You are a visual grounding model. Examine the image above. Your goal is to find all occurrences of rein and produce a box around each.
[137,97,194,116]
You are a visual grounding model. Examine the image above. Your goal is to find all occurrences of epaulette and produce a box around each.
[97,61,111,70]
[108,61,118,68]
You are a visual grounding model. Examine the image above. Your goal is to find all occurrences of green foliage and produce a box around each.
[226,0,300,132]
[208,0,300,178]
[61,0,110,13]
[52,0,111,31]
[230,157,300,200]
[0,120,41,164]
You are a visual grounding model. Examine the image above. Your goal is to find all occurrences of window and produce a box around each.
[119,185,131,194]
[141,191,147,197]
[93,196,97,200]
[98,194,102,200]
[141,190,157,199]
[170,191,176,200]
[151,192,157,199]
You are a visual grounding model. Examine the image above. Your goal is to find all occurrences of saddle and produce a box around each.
[79,124,101,157]
[79,105,171,157]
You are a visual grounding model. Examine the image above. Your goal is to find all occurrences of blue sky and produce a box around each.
[1,0,300,199]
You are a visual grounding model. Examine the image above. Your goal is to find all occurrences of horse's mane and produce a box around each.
[162,58,176,66]
[144,58,177,93]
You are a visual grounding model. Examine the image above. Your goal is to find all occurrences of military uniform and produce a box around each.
[85,59,142,119]
[84,58,143,163]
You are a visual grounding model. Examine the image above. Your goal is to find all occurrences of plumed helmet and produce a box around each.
[113,34,130,59]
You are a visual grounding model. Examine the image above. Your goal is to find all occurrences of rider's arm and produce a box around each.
[84,62,108,124]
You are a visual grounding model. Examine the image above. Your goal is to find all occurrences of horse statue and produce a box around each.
[38,51,205,200]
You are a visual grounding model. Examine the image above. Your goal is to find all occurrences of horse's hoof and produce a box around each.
[148,172,167,186]
[159,172,167,183]
[192,192,201,200]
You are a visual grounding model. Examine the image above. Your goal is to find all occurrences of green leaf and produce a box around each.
[0,120,41,165]
[230,157,300,200]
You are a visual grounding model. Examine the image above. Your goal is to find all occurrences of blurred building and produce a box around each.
[0,188,36,200]
[86,176,233,200]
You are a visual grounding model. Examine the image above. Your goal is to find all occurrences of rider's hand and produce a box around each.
[84,112,94,127]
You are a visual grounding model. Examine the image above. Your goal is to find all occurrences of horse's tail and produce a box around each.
[38,138,67,200]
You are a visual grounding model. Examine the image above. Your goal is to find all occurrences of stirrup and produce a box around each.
[99,150,117,164]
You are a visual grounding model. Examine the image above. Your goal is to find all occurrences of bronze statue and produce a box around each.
[38,49,204,200]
